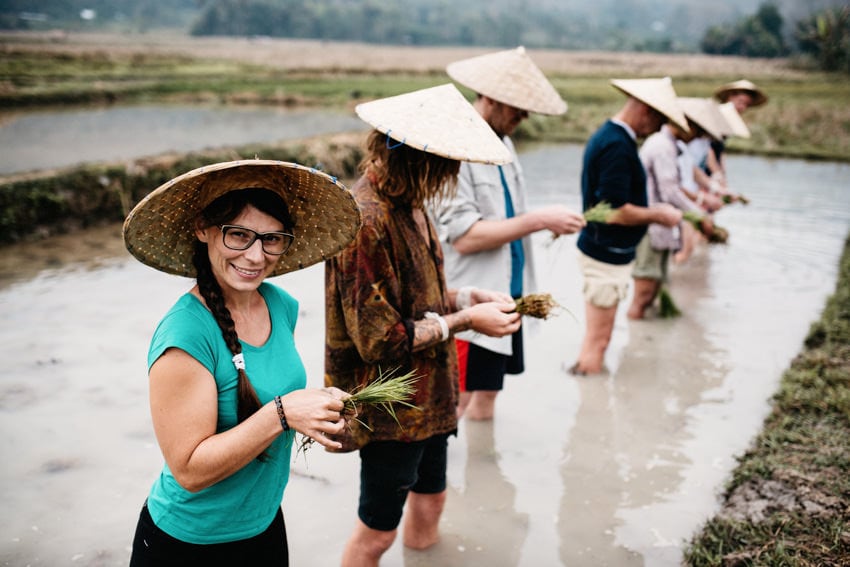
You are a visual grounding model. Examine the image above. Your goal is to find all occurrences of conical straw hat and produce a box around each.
[123,159,362,278]
[446,46,567,115]
[678,97,727,141]
[714,79,768,107]
[718,101,752,139]
[355,83,512,165]
[610,77,689,132]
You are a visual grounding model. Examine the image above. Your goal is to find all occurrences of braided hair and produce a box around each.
[192,188,294,426]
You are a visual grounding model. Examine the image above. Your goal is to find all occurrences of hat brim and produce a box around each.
[714,80,768,107]
[718,102,752,139]
[123,160,361,278]
[611,78,689,133]
[679,97,726,141]
[355,83,512,165]
[447,47,567,116]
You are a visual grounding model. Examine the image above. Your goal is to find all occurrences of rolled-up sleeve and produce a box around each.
[433,167,485,244]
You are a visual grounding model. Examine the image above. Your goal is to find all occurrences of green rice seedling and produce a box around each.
[683,210,729,244]
[342,367,420,430]
[658,286,682,318]
[551,201,616,242]
[583,200,616,223]
[722,193,750,205]
[297,367,420,458]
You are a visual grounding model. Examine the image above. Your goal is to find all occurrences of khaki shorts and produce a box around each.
[578,251,634,308]
[631,234,670,282]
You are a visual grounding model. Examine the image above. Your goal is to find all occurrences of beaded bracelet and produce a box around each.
[273,395,290,432]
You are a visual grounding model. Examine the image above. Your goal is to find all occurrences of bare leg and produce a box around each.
[403,491,447,550]
[627,277,660,320]
[463,391,499,421]
[341,519,397,567]
[456,390,471,418]
[673,222,697,264]
[573,301,617,374]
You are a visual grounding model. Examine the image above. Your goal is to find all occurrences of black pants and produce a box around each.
[129,503,288,566]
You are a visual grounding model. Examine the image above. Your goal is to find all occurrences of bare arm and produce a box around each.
[607,202,683,227]
[453,205,586,254]
[412,290,520,352]
[149,349,346,492]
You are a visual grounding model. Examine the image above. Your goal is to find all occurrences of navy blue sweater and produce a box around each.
[577,120,648,265]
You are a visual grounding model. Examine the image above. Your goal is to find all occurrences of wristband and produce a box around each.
[456,286,475,310]
[424,311,450,342]
[273,395,290,432]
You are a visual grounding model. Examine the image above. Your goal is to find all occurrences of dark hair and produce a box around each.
[360,129,460,209]
[192,188,293,436]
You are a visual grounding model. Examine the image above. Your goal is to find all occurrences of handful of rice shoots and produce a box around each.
[658,286,681,318]
[551,201,616,241]
[721,193,750,205]
[343,367,420,430]
[514,293,563,320]
[583,201,616,223]
[682,211,729,244]
[298,367,420,457]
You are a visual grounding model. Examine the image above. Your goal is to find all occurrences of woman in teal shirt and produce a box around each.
[123,160,361,565]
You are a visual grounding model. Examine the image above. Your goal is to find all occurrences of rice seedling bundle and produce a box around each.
[658,286,682,318]
[298,367,419,456]
[342,367,420,430]
[583,200,616,223]
[722,193,750,205]
[514,293,563,319]
[682,210,729,244]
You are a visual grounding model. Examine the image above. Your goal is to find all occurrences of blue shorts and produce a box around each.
[357,433,450,531]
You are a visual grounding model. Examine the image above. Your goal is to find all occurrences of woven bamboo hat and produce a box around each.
[355,83,512,165]
[123,159,361,278]
[718,101,752,139]
[610,77,689,132]
[678,97,727,141]
[714,79,768,107]
[446,46,567,115]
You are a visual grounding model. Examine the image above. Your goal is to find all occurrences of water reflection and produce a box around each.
[428,420,528,566]
[0,104,366,175]
[557,272,724,565]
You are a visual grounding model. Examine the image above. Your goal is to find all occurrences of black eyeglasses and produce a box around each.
[219,225,294,256]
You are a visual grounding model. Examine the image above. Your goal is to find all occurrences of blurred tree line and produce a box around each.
[701,1,850,73]
[795,5,850,72]
[4,0,848,72]
[701,3,788,57]
[187,0,641,50]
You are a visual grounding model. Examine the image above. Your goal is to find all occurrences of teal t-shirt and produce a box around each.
[145,282,306,544]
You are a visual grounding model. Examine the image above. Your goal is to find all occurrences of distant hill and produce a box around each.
[3,0,846,52]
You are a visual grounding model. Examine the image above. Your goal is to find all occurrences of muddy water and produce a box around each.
[0,146,848,566]
[0,104,366,175]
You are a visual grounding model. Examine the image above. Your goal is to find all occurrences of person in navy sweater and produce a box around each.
[569,78,687,376]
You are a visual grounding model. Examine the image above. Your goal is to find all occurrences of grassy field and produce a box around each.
[2,31,850,161]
